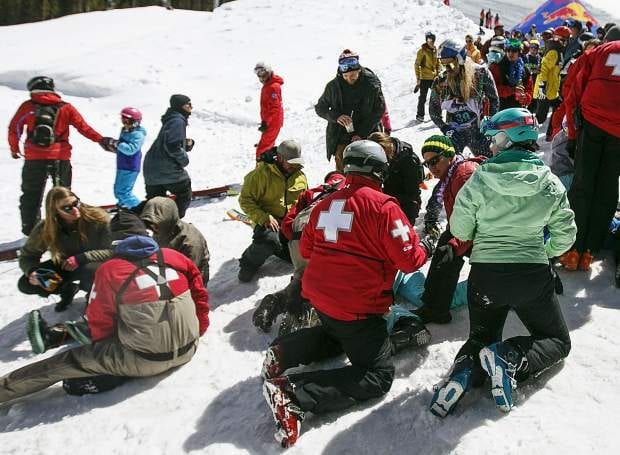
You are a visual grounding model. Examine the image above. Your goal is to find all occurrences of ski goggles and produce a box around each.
[59,199,81,214]
[338,57,360,73]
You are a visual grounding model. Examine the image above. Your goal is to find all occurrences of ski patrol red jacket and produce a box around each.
[256,74,284,156]
[8,92,103,161]
[565,41,620,139]
[300,174,428,321]
[86,247,209,344]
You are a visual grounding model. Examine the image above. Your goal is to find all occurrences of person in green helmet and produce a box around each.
[428,107,576,417]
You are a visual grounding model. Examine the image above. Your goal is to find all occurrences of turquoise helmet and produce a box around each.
[480,108,539,150]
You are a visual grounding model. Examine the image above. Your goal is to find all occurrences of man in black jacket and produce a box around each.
[315,49,386,171]
[143,94,195,218]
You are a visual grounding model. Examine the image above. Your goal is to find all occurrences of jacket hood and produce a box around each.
[477,150,552,197]
[267,74,284,85]
[140,197,180,242]
[113,235,159,259]
[422,43,437,52]
[161,108,189,124]
[30,92,63,105]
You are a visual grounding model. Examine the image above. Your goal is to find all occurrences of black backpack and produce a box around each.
[29,102,64,147]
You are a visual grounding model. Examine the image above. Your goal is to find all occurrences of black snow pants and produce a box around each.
[416,79,434,119]
[568,119,620,253]
[20,159,72,236]
[145,178,192,218]
[455,263,571,384]
[239,225,290,272]
[272,311,394,414]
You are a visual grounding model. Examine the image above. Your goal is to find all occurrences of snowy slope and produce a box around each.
[0,1,618,454]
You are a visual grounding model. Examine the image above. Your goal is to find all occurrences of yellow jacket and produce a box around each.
[239,162,308,226]
[534,49,561,100]
[414,44,440,82]
[465,43,482,64]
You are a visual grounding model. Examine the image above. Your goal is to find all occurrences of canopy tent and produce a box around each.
[512,0,599,33]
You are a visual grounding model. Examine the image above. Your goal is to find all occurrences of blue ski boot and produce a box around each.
[430,355,473,417]
[479,341,528,413]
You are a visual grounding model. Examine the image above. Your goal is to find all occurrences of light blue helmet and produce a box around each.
[480,108,539,150]
[439,39,467,65]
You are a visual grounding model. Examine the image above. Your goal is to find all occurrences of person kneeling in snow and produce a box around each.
[429,108,575,418]
[260,140,433,448]
[0,235,209,403]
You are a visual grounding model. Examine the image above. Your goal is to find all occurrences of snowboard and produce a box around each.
[226,208,252,225]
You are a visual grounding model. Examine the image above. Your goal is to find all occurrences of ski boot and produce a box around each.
[413,304,452,325]
[430,355,474,418]
[252,293,285,332]
[262,344,284,380]
[277,303,320,337]
[63,375,127,396]
[479,341,528,413]
[27,310,69,354]
[389,316,431,354]
[578,250,593,271]
[263,377,304,448]
[55,281,79,312]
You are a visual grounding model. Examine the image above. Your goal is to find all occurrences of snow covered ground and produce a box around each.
[0,1,618,453]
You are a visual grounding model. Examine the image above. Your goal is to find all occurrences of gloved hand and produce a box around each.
[10,149,21,159]
[515,86,527,105]
[419,236,436,258]
[258,121,268,132]
[424,221,441,242]
[565,139,576,159]
[99,137,117,152]
[537,84,546,100]
[414,84,420,93]
[441,126,456,138]
[62,256,79,271]
[185,138,195,151]
[434,244,455,267]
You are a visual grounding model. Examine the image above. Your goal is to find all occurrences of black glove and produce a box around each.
[434,244,455,267]
[419,236,436,258]
[414,84,420,94]
[185,138,195,152]
[258,147,278,164]
[258,121,268,132]
[565,139,576,159]
[99,137,116,152]
[424,222,441,242]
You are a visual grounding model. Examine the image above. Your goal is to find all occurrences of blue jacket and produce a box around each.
[143,109,190,185]
[117,126,146,172]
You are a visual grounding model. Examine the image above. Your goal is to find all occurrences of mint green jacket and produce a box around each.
[449,150,576,264]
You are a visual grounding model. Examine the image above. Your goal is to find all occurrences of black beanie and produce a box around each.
[170,94,191,110]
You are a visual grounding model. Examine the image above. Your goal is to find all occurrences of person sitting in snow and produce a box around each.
[260,140,433,448]
[140,196,210,285]
[429,107,575,418]
[237,140,307,282]
[0,234,210,402]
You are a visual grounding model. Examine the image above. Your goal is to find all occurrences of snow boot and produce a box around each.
[389,316,432,354]
[252,293,286,332]
[559,249,579,271]
[263,377,304,448]
[262,344,284,379]
[277,304,320,337]
[62,375,128,396]
[413,305,452,324]
[578,250,593,271]
[429,355,474,417]
[27,310,69,354]
[479,341,528,413]
[55,281,79,312]
[416,115,425,122]
[237,265,258,283]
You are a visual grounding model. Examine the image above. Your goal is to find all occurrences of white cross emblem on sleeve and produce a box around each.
[316,199,354,243]
[391,219,410,242]
[605,53,620,77]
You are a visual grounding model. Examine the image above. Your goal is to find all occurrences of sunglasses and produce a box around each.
[338,57,360,73]
[59,199,80,214]
[466,39,473,43]
[423,154,445,167]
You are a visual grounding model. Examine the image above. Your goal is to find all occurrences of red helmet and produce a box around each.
[120,107,142,123]
[553,26,571,39]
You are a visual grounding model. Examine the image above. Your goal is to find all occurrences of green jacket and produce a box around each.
[449,149,576,264]
[20,218,112,274]
[239,162,308,226]
[414,43,440,82]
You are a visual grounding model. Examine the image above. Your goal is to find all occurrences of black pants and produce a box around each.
[455,263,571,383]
[568,120,620,253]
[273,311,394,414]
[536,98,561,137]
[17,260,99,297]
[145,179,192,218]
[239,225,289,271]
[420,230,465,315]
[20,160,72,236]
[416,79,434,118]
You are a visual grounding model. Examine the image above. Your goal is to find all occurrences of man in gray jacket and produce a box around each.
[143,94,195,218]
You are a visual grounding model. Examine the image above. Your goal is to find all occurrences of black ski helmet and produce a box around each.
[425,31,436,42]
[27,76,55,92]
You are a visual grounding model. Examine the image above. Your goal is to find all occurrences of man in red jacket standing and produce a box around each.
[8,76,111,235]
[254,62,284,161]
[413,135,485,324]
[260,140,433,448]
[561,28,620,271]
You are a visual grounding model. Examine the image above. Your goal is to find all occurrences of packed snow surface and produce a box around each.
[0,1,618,454]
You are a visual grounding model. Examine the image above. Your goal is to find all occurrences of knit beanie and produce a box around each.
[604,25,620,42]
[421,135,456,157]
[169,94,191,110]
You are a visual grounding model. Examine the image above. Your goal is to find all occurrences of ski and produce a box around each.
[226,208,252,225]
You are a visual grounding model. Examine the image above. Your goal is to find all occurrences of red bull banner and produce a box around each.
[513,0,598,33]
